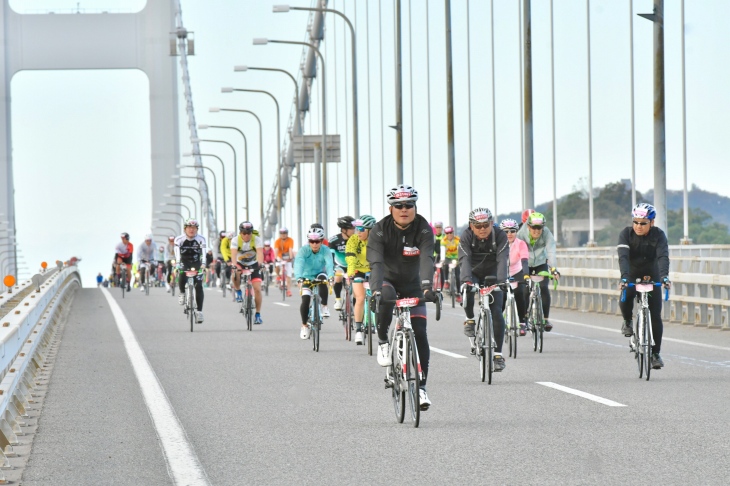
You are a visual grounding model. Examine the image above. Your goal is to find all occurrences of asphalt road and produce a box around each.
[20,285,730,485]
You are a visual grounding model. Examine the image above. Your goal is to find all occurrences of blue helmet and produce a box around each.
[631,203,656,220]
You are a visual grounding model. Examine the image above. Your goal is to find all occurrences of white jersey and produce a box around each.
[137,242,158,263]
[231,234,263,267]
[174,234,207,267]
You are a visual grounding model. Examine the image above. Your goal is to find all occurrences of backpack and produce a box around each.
[237,230,259,251]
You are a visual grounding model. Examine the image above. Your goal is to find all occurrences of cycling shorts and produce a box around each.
[236,261,262,282]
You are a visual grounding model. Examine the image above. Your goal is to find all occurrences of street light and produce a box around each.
[173,175,214,227]
[221,86,283,226]
[164,192,198,220]
[209,108,264,225]
[177,165,222,231]
[153,218,181,232]
[191,137,241,228]
[155,209,187,223]
[233,65,302,240]
[253,38,328,229]
[198,125,250,222]
[272,5,360,216]
[159,202,191,219]
[183,152,229,231]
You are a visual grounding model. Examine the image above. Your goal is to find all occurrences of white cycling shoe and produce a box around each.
[300,326,311,340]
[355,331,364,345]
[333,298,343,311]
[419,389,431,411]
[321,305,330,318]
[377,343,392,367]
[178,295,185,306]
[196,311,204,323]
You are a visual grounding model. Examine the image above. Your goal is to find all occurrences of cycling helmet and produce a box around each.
[469,207,493,224]
[631,203,656,220]
[357,215,377,229]
[444,226,454,234]
[168,235,175,241]
[184,218,199,228]
[499,218,519,231]
[337,216,356,230]
[433,221,443,227]
[307,227,325,241]
[264,240,271,246]
[527,212,546,227]
[521,209,535,224]
[239,221,254,233]
[386,184,419,205]
[279,227,289,234]
[120,232,130,239]
[144,233,153,241]
[226,232,235,239]
[219,230,226,239]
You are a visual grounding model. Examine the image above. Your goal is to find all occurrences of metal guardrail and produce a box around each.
[0,266,81,474]
[554,247,730,330]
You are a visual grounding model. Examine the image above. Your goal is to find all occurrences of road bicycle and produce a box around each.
[526,271,557,354]
[140,260,152,296]
[115,261,128,298]
[622,279,668,381]
[338,275,353,341]
[462,278,500,383]
[278,260,290,301]
[182,268,201,332]
[363,280,377,356]
[238,267,255,331]
[170,262,178,297]
[156,262,165,287]
[503,281,521,359]
[433,260,443,292]
[301,277,329,352]
[261,264,272,296]
[379,295,441,428]
[218,260,228,298]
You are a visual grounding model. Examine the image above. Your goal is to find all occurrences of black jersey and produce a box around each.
[617,226,669,281]
[174,234,207,267]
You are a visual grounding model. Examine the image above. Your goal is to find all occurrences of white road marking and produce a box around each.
[101,288,210,486]
[273,302,290,307]
[536,381,627,407]
[550,318,730,352]
[429,346,467,359]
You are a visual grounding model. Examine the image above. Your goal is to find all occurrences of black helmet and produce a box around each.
[337,216,356,230]
[239,221,254,233]
[310,223,324,230]
[120,232,130,240]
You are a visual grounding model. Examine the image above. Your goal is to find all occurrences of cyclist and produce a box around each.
[618,203,671,369]
[164,235,176,292]
[441,226,460,296]
[432,222,445,287]
[230,222,264,325]
[367,184,438,410]
[274,227,295,297]
[501,218,530,335]
[458,208,510,372]
[346,215,376,345]
[294,227,334,338]
[310,223,330,246]
[262,240,276,278]
[521,209,535,227]
[328,216,356,312]
[114,232,134,292]
[137,235,158,292]
[216,231,232,290]
[516,211,560,332]
[174,219,206,323]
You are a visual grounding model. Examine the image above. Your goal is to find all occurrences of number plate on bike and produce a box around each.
[240,269,253,276]
[363,281,370,289]
[185,270,198,277]
[480,285,497,296]
[636,283,654,292]
[396,297,419,308]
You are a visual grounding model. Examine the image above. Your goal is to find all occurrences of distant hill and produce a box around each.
[645,185,730,227]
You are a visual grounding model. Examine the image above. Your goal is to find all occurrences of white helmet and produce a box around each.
[145,233,153,241]
[307,227,325,241]
[386,184,419,205]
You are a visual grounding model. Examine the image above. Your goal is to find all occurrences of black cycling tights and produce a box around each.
[464,290,506,354]
[376,284,430,387]
[299,284,329,324]
[619,286,664,354]
[179,273,204,311]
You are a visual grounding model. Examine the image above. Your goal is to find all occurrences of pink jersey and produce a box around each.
[509,237,529,276]
[263,247,276,263]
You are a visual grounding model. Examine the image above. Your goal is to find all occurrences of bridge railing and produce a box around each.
[554,246,730,330]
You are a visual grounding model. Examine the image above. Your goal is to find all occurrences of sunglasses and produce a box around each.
[529,225,544,230]
[241,230,253,234]
[355,226,366,232]
[504,229,517,234]
[472,223,491,230]
[392,203,415,210]
[633,221,649,226]
[309,239,322,244]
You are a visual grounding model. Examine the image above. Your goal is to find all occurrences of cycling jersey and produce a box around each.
[219,236,231,262]
[137,241,158,263]
[293,244,334,280]
[115,242,133,259]
[164,243,175,262]
[516,225,557,268]
[275,237,295,260]
[617,226,669,281]
[345,235,369,276]
[441,235,459,259]
[367,214,435,293]
[434,232,444,259]
[174,234,207,268]
[508,237,529,277]
[458,226,509,283]
[231,234,263,267]
[328,233,349,267]
[262,247,276,263]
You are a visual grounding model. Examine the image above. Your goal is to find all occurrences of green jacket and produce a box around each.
[516,225,557,269]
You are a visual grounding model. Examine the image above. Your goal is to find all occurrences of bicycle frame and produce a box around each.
[623,280,661,380]
[239,269,255,331]
[388,297,423,427]
[184,269,198,332]
[301,279,329,352]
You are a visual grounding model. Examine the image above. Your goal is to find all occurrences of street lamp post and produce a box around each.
[198,125,250,222]
[160,202,191,219]
[272,5,360,216]
[253,38,329,231]
[164,193,198,220]
[183,152,228,231]
[209,108,264,225]
[178,165,221,231]
[191,137,240,228]
[174,175,216,228]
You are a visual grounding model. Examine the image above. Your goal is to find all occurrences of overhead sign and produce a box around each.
[292,134,341,164]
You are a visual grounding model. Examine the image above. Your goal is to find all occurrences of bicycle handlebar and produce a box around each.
[620,281,669,302]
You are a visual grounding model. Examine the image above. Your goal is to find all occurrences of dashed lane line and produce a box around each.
[536,381,627,407]
[101,288,211,486]
[273,302,290,307]
[429,346,467,359]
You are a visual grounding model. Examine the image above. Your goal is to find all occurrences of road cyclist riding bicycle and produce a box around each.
[501,218,530,335]
[274,227,295,297]
[262,240,276,294]
[174,219,207,323]
[516,211,560,332]
[458,207,510,372]
[216,231,233,295]
[441,225,460,302]
[230,222,264,325]
[347,215,376,345]
[114,232,134,292]
[368,184,439,410]
[137,234,158,293]
[294,227,334,339]
[618,203,671,370]
[164,235,176,293]
[432,221,445,289]
[329,215,356,313]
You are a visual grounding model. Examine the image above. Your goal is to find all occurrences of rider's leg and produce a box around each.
[353,282,365,322]
[194,273,204,311]
[619,286,636,322]
[231,267,241,291]
[490,291,506,353]
[648,288,664,354]
[334,274,343,299]
[300,285,312,325]
[319,282,329,306]
[409,303,429,387]
[178,271,187,295]
[376,284,397,343]
[539,278,551,318]
[253,281,262,311]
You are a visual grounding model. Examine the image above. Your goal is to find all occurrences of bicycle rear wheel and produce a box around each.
[366,300,374,356]
[246,285,253,331]
[406,332,421,428]
[450,274,456,308]
[121,268,126,298]
[390,336,405,423]
[312,294,321,352]
[281,269,287,301]
[188,286,195,333]
[344,286,351,341]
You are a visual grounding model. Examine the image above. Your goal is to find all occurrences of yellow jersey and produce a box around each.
[345,235,370,276]
[442,235,460,260]
[219,237,231,262]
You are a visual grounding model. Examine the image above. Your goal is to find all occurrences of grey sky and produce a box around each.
[8,0,729,287]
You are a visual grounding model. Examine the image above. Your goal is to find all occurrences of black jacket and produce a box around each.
[367,214,435,292]
[458,225,509,284]
[617,226,670,281]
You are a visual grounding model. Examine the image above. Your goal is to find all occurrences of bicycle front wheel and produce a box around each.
[188,286,195,333]
[486,310,494,385]
[477,314,487,383]
[344,286,352,341]
[643,308,651,381]
[246,286,253,331]
[312,294,321,352]
[406,332,421,428]
[391,336,405,423]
